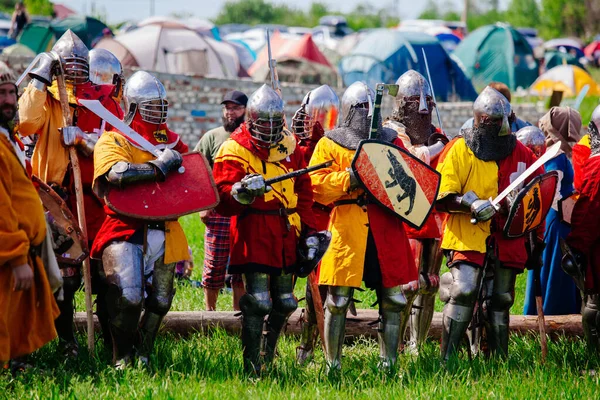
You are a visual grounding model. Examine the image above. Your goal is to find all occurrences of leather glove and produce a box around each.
[347,167,360,191]
[461,190,496,223]
[231,174,272,205]
[148,148,183,180]
[305,235,320,260]
[29,52,59,86]
[428,132,450,146]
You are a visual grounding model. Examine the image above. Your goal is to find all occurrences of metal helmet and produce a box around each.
[89,48,124,98]
[393,70,433,120]
[589,104,600,155]
[245,84,285,148]
[51,29,89,85]
[473,86,512,137]
[292,85,339,140]
[123,71,168,125]
[516,126,546,157]
[341,81,374,125]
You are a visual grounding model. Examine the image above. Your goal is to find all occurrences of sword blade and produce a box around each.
[78,99,161,157]
[491,142,561,207]
[421,48,443,133]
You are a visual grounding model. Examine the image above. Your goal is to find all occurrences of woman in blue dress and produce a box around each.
[522,107,583,315]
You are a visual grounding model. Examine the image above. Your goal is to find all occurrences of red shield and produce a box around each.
[558,192,579,226]
[33,176,89,264]
[351,139,441,230]
[105,152,219,221]
[503,171,559,238]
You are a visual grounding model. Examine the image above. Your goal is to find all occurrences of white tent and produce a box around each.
[95,24,240,78]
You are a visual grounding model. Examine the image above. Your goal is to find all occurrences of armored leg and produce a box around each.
[91,257,112,351]
[296,282,327,365]
[582,294,600,353]
[439,262,482,361]
[239,273,272,375]
[54,270,81,357]
[102,242,144,367]
[407,239,443,353]
[138,255,176,363]
[485,266,516,357]
[263,273,298,365]
[324,286,354,372]
[378,286,408,369]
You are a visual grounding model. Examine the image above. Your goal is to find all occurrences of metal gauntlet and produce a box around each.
[29,52,59,86]
[106,161,159,188]
[60,126,97,156]
[147,148,183,180]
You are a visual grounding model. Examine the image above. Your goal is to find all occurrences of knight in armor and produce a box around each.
[563,108,600,353]
[435,87,544,361]
[212,84,319,375]
[91,71,189,368]
[291,84,339,364]
[383,70,448,354]
[309,82,418,372]
[17,30,123,357]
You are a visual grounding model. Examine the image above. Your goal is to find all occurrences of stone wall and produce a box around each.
[4,55,547,146]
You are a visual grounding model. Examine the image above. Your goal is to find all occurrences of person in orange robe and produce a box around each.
[0,61,59,371]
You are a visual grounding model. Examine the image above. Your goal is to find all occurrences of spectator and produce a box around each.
[8,2,29,40]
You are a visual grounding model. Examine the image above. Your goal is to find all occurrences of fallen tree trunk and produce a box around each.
[75,310,583,339]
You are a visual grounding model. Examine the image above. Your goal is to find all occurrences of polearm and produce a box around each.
[370,83,399,139]
[421,49,444,133]
[266,29,282,98]
[530,231,548,363]
[54,58,95,352]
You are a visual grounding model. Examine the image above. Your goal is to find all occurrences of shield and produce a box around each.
[105,151,219,221]
[558,192,579,226]
[503,171,559,238]
[351,139,441,229]
[33,176,89,265]
[293,230,332,278]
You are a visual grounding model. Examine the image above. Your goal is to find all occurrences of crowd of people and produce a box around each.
[2,28,600,377]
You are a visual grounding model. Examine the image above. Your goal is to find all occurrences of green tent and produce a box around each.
[453,23,538,91]
[18,16,110,54]
[544,50,586,71]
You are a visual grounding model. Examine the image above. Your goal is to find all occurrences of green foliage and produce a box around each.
[24,0,53,16]
[540,0,586,39]
[505,0,539,29]
[214,0,398,31]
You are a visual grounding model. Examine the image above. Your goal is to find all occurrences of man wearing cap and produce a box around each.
[194,90,248,311]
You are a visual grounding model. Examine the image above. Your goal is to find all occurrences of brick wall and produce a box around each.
[5,55,547,146]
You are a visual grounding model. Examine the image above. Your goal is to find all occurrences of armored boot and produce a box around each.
[485,267,516,358]
[296,283,327,365]
[582,295,600,353]
[110,324,137,369]
[378,286,407,369]
[323,286,353,373]
[137,256,176,364]
[263,273,298,365]
[438,263,482,361]
[239,273,272,375]
[406,239,443,354]
[54,272,81,358]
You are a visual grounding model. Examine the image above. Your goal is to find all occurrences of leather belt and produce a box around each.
[29,243,43,258]
[244,207,297,217]
[333,194,369,208]
[313,202,332,214]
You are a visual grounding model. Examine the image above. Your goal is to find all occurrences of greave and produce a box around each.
[407,292,436,351]
[296,283,327,365]
[264,273,297,365]
[486,310,509,357]
[378,286,407,369]
[109,323,136,366]
[324,286,353,372]
[441,303,474,361]
[239,273,271,374]
[54,274,80,346]
[138,311,164,360]
[582,295,600,353]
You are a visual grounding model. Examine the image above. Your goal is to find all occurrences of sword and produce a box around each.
[421,49,443,133]
[78,99,161,157]
[470,142,561,224]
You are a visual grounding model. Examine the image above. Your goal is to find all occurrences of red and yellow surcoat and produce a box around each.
[213,124,316,274]
[436,138,543,269]
[0,134,59,362]
[572,134,591,191]
[18,82,123,240]
[309,137,418,289]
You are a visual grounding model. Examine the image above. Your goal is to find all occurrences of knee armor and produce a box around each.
[325,286,353,315]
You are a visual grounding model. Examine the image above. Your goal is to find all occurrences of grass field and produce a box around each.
[5,214,596,399]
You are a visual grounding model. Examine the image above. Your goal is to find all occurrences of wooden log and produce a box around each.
[74,310,584,339]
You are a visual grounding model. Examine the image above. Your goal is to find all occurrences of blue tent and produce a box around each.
[338,29,477,101]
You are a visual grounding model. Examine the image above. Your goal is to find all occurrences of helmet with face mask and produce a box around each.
[392,70,434,144]
[516,126,546,157]
[589,104,600,156]
[123,71,168,126]
[51,29,89,85]
[464,86,516,161]
[292,85,339,140]
[89,48,124,100]
[245,84,285,149]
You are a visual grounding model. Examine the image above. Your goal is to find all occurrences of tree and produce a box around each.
[419,0,441,19]
[24,0,53,16]
[505,0,539,29]
[540,0,586,39]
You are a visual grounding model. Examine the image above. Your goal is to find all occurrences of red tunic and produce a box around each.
[572,138,591,192]
[566,154,600,291]
[213,124,316,275]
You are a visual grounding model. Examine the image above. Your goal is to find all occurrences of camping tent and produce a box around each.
[248,31,339,86]
[544,38,585,58]
[338,29,477,101]
[544,50,586,71]
[95,24,241,78]
[19,16,110,53]
[530,65,600,97]
[453,23,538,91]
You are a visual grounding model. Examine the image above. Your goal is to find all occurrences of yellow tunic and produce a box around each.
[0,134,59,362]
[93,130,189,264]
[436,138,499,253]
